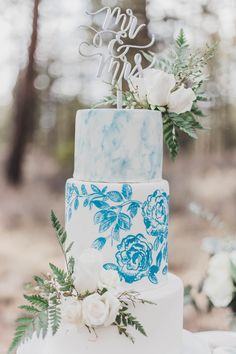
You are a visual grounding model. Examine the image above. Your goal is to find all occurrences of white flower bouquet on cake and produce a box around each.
[8,212,155,354]
[98,29,216,159]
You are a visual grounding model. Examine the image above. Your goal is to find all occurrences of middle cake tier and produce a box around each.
[65,179,169,291]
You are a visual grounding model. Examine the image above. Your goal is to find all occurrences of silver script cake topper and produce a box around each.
[79,6,155,108]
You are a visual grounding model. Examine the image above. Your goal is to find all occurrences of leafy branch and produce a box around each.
[96,29,215,160]
[8,213,74,353]
[50,210,74,275]
[114,305,147,343]
[8,295,49,354]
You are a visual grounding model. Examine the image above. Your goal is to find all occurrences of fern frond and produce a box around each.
[8,317,34,354]
[51,210,67,248]
[19,305,40,314]
[163,116,179,160]
[49,305,61,335]
[176,28,188,48]
[24,294,48,311]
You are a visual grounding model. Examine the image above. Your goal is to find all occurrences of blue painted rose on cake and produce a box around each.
[65,179,169,289]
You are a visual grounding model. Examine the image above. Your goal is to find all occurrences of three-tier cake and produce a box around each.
[17,108,183,354]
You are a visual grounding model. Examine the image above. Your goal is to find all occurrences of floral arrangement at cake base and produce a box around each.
[8,211,155,354]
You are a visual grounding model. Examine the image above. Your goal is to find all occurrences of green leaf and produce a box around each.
[48,305,61,335]
[19,305,40,314]
[24,294,48,311]
[8,316,34,354]
[35,311,48,338]
[191,103,205,117]
[163,116,179,160]
[176,29,188,48]
[34,275,45,287]
[66,242,74,254]
[51,210,67,249]
[170,112,203,139]
[49,263,67,286]
[68,256,75,275]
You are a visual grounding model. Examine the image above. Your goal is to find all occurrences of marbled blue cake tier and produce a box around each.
[74,109,163,182]
[65,179,169,291]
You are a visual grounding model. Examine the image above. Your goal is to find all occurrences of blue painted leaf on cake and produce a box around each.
[118,213,132,230]
[122,184,132,200]
[111,223,120,241]
[106,191,123,202]
[91,184,102,194]
[153,238,160,251]
[148,265,159,284]
[99,212,117,232]
[81,184,88,195]
[156,250,163,269]
[92,200,110,209]
[127,202,140,218]
[162,265,168,275]
[83,198,89,207]
[74,198,79,210]
[102,186,108,194]
[72,184,79,195]
[163,242,168,260]
[103,263,118,271]
[94,210,107,224]
[92,237,107,250]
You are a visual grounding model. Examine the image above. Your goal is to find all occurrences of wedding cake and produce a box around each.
[17,108,183,354]
[10,7,215,354]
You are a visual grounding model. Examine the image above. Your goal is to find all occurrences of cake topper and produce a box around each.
[79,6,155,108]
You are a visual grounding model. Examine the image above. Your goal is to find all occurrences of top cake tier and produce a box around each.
[74,109,163,182]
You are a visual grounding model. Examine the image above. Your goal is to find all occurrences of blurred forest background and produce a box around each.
[0,0,236,352]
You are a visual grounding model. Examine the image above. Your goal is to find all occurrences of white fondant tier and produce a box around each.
[65,178,169,291]
[17,274,183,354]
[74,109,163,182]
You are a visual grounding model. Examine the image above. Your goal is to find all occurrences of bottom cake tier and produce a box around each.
[17,273,183,354]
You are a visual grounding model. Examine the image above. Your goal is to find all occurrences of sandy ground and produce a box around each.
[0,149,235,353]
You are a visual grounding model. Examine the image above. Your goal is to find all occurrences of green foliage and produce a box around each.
[24,294,48,310]
[115,307,146,343]
[49,263,73,292]
[8,317,35,354]
[49,305,61,335]
[8,294,49,354]
[50,210,74,274]
[97,29,216,159]
[163,116,179,160]
[9,212,74,353]
[176,28,188,48]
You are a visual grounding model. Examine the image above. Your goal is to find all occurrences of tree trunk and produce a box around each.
[5,0,40,185]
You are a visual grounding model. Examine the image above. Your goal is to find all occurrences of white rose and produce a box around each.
[74,249,103,293]
[129,76,147,103]
[203,274,234,308]
[60,297,83,327]
[208,252,231,277]
[143,68,176,106]
[98,269,121,291]
[82,292,120,327]
[168,85,196,114]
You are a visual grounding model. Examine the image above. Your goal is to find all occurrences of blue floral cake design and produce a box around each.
[66,182,169,285]
[104,234,153,283]
[142,190,169,236]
